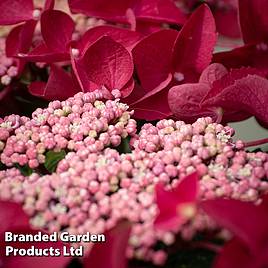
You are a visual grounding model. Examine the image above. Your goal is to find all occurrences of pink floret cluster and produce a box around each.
[0,37,19,86]
[0,95,268,265]
[131,117,268,202]
[0,91,136,169]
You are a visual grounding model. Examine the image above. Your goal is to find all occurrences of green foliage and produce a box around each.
[44,150,66,173]
[14,163,33,176]
[115,137,132,154]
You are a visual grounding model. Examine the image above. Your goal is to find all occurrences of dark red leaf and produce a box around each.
[41,10,75,52]
[0,0,34,25]
[172,4,217,81]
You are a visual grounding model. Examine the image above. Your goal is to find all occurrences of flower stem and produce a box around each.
[244,138,268,148]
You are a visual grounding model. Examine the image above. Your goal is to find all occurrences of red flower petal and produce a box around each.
[44,0,55,10]
[5,20,37,57]
[214,8,241,38]
[199,63,228,87]
[201,198,268,253]
[202,75,268,125]
[120,78,135,98]
[68,0,186,24]
[239,0,268,44]
[29,64,79,100]
[133,29,178,92]
[0,201,29,235]
[71,54,98,93]
[168,83,215,122]
[214,238,253,268]
[213,44,255,69]
[124,83,147,105]
[74,36,133,95]
[130,89,172,120]
[78,25,143,54]
[172,4,216,81]
[202,67,264,102]
[41,10,74,52]
[135,21,162,35]
[173,172,199,203]
[214,44,268,73]
[154,172,199,231]
[0,0,34,25]
[134,0,186,24]
[18,42,70,63]
[83,221,131,268]
[28,81,46,97]
[221,111,251,124]
[68,0,135,23]
[154,184,185,231]
[131,73,173,105]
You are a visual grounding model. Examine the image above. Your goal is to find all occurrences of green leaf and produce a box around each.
[115,137,131,154]
[14,163,33,176]
[44,150,66,173]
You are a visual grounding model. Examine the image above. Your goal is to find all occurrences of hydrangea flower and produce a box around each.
[126,4,217,120]
[201,194,268,268]
[168,63,268,125]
